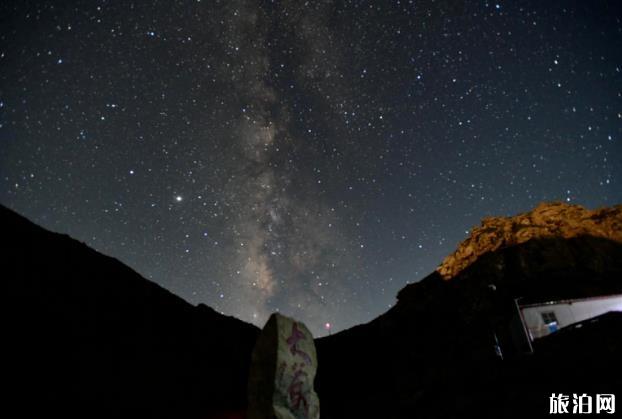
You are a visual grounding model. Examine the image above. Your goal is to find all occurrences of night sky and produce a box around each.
[1,0,621,335]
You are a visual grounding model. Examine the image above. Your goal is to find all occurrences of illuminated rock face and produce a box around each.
[437,202,622,280]
[248,313,320,419]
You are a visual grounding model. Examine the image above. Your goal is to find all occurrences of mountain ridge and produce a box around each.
[3,204,259,418]
[437,201,622,279]
[4,202,622,418]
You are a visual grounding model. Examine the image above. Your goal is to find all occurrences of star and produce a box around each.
[0,0,619,336]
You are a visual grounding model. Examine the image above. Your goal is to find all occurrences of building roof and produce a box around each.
[518,292,622,309]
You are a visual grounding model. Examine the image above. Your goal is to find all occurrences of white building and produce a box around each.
[518,294,622,341]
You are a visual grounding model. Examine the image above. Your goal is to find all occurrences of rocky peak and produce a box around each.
[437,202,622,280]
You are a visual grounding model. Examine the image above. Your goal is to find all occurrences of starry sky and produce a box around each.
[1,0,621,335]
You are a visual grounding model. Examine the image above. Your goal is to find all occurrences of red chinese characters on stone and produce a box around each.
[287,364,309,415]
[284,322,314,417]
[286,322,312,365]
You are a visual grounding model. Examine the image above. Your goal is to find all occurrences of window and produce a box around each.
[541,311,558,325]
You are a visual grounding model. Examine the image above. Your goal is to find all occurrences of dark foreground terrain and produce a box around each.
[316,236,622,418]
[3,205,258,418]
[4,203,621,418]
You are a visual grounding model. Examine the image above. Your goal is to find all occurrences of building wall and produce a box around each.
[520,295,622,340]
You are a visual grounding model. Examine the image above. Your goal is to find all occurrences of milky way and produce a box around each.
[1,0,621,335]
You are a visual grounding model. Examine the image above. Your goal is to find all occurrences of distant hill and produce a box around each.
[2,204,259,418]
[4,202,622,419]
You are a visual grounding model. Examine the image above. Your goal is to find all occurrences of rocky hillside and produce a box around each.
[436,202,622,279]
[3,204,259,419]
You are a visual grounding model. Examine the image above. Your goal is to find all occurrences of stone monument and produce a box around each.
[247,313,320,419]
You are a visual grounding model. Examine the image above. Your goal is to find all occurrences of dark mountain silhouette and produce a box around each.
[316,202,622,419]
[315,236,622,418]
[4,202,622,419]
[3,204,259,418]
